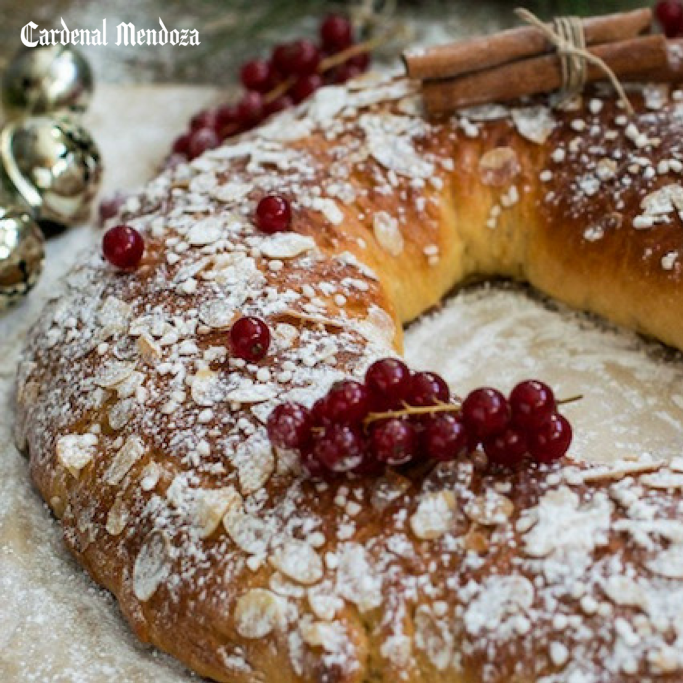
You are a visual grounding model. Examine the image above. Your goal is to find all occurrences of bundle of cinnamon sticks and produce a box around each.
[404,8,683,115]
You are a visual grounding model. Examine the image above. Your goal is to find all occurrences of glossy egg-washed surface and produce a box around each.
[15,75,683,682]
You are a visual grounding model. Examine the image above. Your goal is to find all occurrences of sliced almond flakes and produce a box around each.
[56,434,98,477]
[464,490,514,526]
[373,211,404,256]
[105,435,145,486]
[133,529,171,602]
[410,490,456,541]
[270,539,323,585]
[234,588,283,639]
[193,486,242,538]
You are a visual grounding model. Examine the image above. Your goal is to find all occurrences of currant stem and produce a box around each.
[557,394,583,406]
[262,33,388,106]
[364,401,462,426]
[363,393,583,426]
[318,33,386,72]
[264,77,295,104]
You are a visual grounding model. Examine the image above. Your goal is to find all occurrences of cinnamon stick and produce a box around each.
[404,8,651,81]
[422,34,675,115]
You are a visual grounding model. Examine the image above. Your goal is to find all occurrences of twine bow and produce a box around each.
[515,8,633,114]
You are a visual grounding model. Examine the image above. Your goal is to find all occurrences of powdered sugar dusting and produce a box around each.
[5,73,683,683]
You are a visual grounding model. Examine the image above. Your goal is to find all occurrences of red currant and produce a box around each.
[267,402,312,450]
[323,380,370,424]
[215,104,239,136]
[98,192,126,224]
[320,14,354,52]
[255,195,292,233]
[229,316,271,361]
[172,133,191,156]
[271,43,293,74]
[483,426,528,468]
[348,51,371,71]
[280,39,321,76]
[423,413,467,462]
[656,0,683,37]
[301,447,330,479]
[240,59,273,92]
[311,396,331,425]
[264,95,293,117]
[462,387,510,438]
[102,225,144,269]
[188,127,220,159]
[267,57,284,81]
[509,380,556,432]
[312,423,364,472]
[365,357,410,409]
[352,451,385,476]
[237,91,264,128]
[291,74,323,103]
[370,418,418,466]
[528,413,572,463]
[190,109,217,131]
[406,371,450,407]
[333,63,363,84]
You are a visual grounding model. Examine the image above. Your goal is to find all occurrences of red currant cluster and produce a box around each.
[656,0,683,37]
[267,358,574,479]
[169,14,370,164]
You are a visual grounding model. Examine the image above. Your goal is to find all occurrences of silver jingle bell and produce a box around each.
[0,205,44,310]
[0,115,102,226]
[2,45,93,118]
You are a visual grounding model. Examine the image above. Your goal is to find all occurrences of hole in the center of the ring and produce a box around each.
[403,280,683,465]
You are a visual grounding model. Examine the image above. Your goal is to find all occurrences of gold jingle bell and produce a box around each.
[0,204,44,310]
[2,45,93,118]
[0,115,102,226]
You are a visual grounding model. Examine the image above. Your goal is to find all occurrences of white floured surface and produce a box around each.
[405,284,683,464]
[1,86,683,681]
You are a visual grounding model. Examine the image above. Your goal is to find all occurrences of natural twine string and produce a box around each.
[515,8,633,115]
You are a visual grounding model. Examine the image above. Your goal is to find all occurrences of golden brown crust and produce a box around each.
[15,75,683,682]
